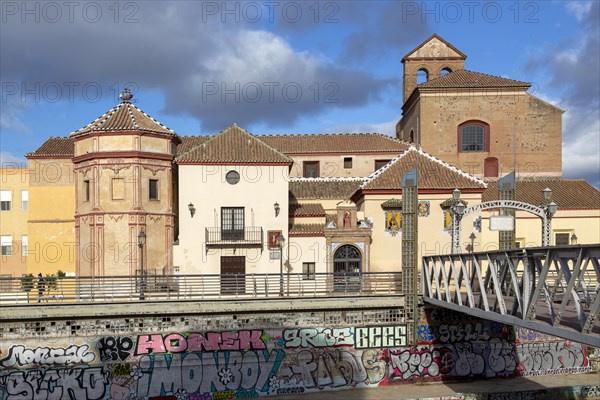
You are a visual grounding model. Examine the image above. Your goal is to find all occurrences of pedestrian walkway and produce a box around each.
[267,372,600,399]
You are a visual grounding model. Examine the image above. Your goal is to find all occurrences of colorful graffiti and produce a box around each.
[0,317,593,400]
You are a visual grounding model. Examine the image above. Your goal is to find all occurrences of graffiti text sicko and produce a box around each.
[0,345,96,368]
[283,328,354,348]
[135,330,266,355]
[2,367,107,399]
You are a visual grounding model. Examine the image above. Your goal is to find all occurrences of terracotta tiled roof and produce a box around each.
[290,203,326,217]
[289,178,363,200]
[418,70,530,89]
[289,223,325,236]
[483,180,600,210]
[177,124,293,164]
[260,133,409,154]
[26,137,75,158]
[70,101,175,137]
[361,147,486,191]
[380,198,403,209]
[177,136,211,155]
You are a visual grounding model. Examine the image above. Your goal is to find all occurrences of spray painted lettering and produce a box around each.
[97,336,134,362]
[0,344,96,368]
[355,326,407,349]
[282,328,354,348]
[136,330,266,355]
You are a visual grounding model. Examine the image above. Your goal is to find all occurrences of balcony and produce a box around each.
[205,227,263,247]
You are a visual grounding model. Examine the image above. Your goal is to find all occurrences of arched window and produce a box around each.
[416,68,429,84]
[458,120,490,152]
[440,67,452,76]
[484,157,499,178]
[409,129,414,143]
[333,245,362,291]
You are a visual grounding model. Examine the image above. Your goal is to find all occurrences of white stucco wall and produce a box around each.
[175,164,289,275]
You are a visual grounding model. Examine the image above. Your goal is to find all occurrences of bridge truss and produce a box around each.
[421,245,600,347]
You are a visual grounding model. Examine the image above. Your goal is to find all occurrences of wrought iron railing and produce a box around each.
[0,272,402,305]
[205,227,263,246]
[421,245,600,346]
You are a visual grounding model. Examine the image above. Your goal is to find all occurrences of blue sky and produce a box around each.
[1,1,599,186]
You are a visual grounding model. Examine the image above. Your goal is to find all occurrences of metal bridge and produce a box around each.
[422,244,600,347]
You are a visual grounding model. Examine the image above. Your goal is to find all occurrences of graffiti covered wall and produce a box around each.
[0,307,593,399]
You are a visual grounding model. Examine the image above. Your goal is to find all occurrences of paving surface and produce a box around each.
[267,372,600,399]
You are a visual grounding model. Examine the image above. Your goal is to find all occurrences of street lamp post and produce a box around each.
[450,189,466,254]
[278,234,285,296]
[541,188,558,247]
[468,232,476,283]
[138,230,146,300]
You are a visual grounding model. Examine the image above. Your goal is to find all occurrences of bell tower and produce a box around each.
[402,34,467,103]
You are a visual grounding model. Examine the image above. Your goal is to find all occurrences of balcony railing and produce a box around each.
[0,272,402,305]
[205,227,263,246]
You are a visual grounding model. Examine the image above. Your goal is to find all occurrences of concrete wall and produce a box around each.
[0,304,594,399]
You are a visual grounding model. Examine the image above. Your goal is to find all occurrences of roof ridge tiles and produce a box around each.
[289,177,366,182]
[414,146,487,186]
[417,69,531,89]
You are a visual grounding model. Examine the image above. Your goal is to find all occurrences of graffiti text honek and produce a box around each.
[0,344,96,368]
[135,330,266,355]
[283,328,354,348]
[355,325,407,349]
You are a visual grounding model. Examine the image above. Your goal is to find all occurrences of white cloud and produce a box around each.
[566,1,593,21]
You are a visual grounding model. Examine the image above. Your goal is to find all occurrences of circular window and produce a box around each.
[226,171,240,185]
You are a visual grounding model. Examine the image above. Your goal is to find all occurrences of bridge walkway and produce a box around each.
[268,372,600,399]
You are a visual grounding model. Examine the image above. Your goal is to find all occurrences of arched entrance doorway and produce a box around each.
[333,245,362,291]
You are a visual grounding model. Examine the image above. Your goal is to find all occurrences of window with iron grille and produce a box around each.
[221,207,244,240]
[458,121,490,153]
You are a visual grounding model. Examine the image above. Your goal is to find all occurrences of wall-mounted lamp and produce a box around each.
[274,202,280,217]
[188,203,196,218]
[571,233,578,245]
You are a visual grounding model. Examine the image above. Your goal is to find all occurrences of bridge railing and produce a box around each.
[421,245,600,336]
[0,272,402,305]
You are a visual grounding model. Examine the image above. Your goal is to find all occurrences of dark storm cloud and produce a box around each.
[339,2,430,62]
[0,1,394,133]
